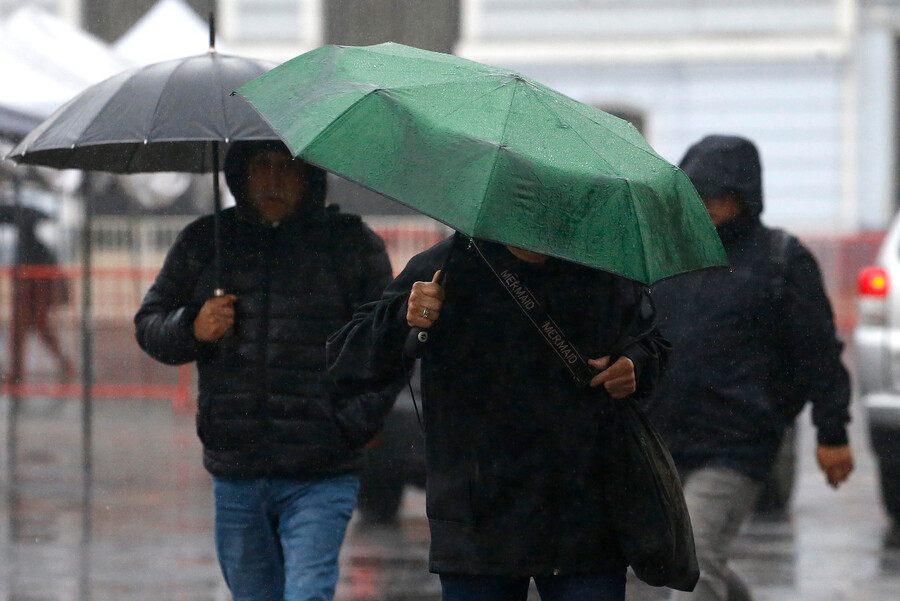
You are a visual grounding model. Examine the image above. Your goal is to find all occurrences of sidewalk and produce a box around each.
[0,394,898,601]
[0,396,440,601]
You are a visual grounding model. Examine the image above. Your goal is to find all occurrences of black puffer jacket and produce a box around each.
[644,136,851,481]
[327,236,670,576]
[135,145,394,479]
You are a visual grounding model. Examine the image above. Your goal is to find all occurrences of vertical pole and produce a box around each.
[6,175,24,479]
[78,179,94,601]
[80,179,94,516]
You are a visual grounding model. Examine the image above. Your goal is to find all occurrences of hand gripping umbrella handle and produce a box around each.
[213,288,237,352]
[403,236,459,359]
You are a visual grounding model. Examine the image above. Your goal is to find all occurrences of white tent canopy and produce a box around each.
[114,0,230,65]
[0,5,135,118]
[0,5,135,106]
[0,44,82,117]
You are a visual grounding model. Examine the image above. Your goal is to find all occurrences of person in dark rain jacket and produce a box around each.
[327,234,670,601]
[645,135,854,601]
[134,141,395,601]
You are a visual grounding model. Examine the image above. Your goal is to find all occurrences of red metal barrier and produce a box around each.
[0,228,882,407]
[0,221,448,409]
[0,264,194,408]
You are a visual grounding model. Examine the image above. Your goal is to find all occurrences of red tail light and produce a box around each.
[858,266,889,296]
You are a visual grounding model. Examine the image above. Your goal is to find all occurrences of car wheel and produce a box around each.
[878,459,900,523]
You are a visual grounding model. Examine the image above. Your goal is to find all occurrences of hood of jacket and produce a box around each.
[678,135,763,219]
[223,140,328,221]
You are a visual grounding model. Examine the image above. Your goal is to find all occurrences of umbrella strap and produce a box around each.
[469,240,597,387]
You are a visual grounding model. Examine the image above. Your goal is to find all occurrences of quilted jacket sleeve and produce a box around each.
[134,219,216,365]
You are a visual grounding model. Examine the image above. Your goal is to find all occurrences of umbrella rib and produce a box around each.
[471,78,520,235]
[520,77,664,169]
[551,92,664,162]
[59,71,144,171]
[524,85,621,173]
[625,178,652,284]
[119,61,185,172]
[421,77,513,122]
[377,73,509,100]
[522,86,655,282]
[212,55,234,143]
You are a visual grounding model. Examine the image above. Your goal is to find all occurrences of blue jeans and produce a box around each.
[213,474,359,601]
[440,571,626,601]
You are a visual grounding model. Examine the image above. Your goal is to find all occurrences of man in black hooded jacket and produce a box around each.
[134,141,394,601]
[644,135,854,601]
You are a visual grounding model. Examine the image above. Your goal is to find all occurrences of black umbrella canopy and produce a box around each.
[7,52,279,172]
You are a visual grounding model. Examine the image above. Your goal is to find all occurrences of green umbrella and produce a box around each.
[236,42,727,284]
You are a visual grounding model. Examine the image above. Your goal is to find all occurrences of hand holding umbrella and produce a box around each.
[193,293,238,342]
[406,270,444,329]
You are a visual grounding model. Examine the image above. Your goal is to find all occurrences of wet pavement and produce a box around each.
[0,393,896,601]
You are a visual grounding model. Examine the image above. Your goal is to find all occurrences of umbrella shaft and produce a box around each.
[212,144,223,291]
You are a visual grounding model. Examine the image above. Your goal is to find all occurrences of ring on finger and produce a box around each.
[422,307,430,319]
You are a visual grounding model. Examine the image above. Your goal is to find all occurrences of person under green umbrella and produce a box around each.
[327,232,672,601]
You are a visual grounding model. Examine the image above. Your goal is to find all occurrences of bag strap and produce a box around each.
[469,240,598,387]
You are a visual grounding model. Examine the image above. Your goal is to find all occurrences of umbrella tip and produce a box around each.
[208,11,216,53]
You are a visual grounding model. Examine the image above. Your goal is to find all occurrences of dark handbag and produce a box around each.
[604,396,699,591]
[472,240,699,591]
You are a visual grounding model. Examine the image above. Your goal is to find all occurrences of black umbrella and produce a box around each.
[7,17,279,289]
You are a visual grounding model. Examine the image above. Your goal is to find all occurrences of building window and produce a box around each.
[228,0,301,42]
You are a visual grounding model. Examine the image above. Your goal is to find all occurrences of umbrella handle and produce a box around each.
[213,288,236,349]
[403,327,430,358]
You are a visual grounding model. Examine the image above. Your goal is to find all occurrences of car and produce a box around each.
[854,218,900,525]
[356,361,426,524]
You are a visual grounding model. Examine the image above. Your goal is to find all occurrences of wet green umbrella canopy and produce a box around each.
[237,42,727,284]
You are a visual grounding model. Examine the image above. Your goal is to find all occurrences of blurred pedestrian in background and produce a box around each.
[2,204,73,386]
[327,234,671,601]
[644,135,854,601]
[135,140,396,601]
